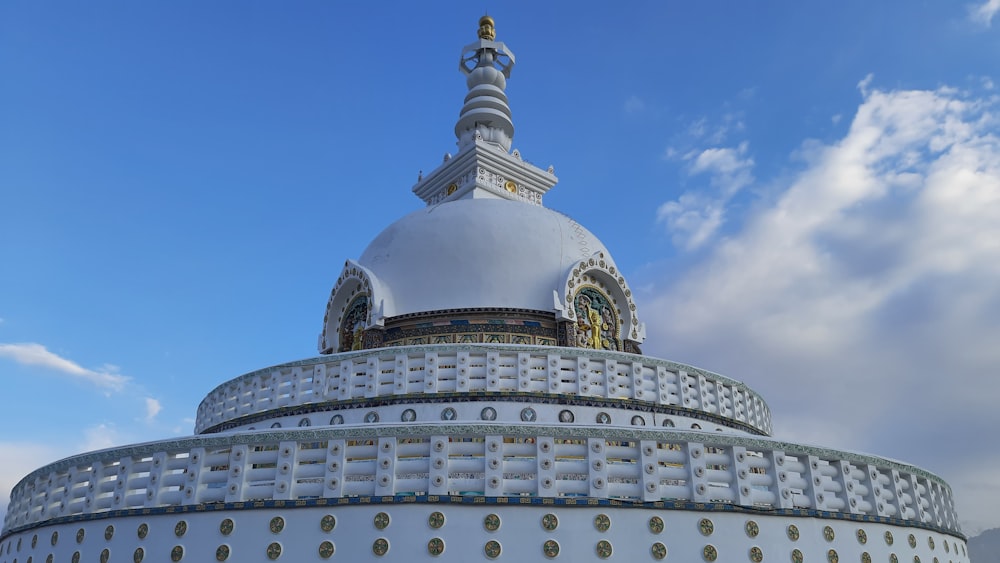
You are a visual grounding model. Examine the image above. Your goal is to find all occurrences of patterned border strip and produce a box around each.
[0,495,966,542]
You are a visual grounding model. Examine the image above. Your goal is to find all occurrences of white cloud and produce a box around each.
[82,424,121,452]
[642,81,1000,532]
[0,442,63,519]
[658,142,755,249]
[624,95,645,114]
[0,342,129,392]
[970,0,1000,25]
[144,397,162,422]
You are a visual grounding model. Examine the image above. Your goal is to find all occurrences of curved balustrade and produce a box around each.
[195,345,772,435]
[3,424,960,536]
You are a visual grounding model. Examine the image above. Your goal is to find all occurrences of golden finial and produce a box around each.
[478,15,496,40]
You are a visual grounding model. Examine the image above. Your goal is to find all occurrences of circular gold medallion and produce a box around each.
[597,540,613,559]
[792,549,804,563]
[220,518,234,536]
[824,525,835,541]
[216,545,230,561]
[267,542,282,560]
[318,541,334,559]
[927,537,935,550]
[862,552,872,563]
[429,511,445,529]
[857,529,868,544]
[137,523,149,539]
[170,545,183,561]
[269,516,285,534]
[447,183,458,195]
[50,531,58,546]
[649,516,664,534]
[885,531,894,545]
[72,552,81,563]
[543,539,560,558]
[374,512,390,530]
[485,540,502,559]
[133,547,144,563]
[890,555,898,563]
[909,534,917,548]
[76,528,85,544]
[175,521,187,537]
[428,537,445,556]
[373,538,389,556]
[703,544,718,561]
[750,546,763,562]
[100,549,111,563]
[594,514,611,532]
[541,513,558,531]
[828,548,839,563]
[105,525,115,541]
[787,524,800,541]
[484,513,501,531]
[505,180,517,193]
[651,542,667,560]
[745,520,760,538]
[699,518,714,536]
[320,515,336,532]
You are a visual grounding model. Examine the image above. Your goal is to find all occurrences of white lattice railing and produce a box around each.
[3,425,960,535]
[195,345,772,435]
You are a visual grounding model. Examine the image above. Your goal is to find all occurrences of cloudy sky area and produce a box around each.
[1,1,999,536]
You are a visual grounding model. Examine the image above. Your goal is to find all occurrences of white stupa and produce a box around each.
[1,16,967,563]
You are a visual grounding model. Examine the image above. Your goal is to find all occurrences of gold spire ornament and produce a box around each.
[478,15,495,40]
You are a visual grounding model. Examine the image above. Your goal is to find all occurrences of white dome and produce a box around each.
[358,198,611,317]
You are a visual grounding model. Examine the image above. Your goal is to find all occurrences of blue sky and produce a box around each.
[2,1,999,535]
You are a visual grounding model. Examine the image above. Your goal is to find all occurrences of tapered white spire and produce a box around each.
[455,16,516,151]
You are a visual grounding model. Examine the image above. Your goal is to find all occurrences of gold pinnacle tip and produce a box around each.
[478,15,496,40]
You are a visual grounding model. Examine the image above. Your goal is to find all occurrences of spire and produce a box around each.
[455,15,516,151]
[412,16,557,207]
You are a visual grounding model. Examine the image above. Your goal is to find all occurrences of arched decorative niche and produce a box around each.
[319,259,393,353]
[557,251,645,353]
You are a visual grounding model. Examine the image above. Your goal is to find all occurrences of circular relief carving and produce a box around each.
[649,516,665,534]
[543,539,560,558]
[824,525,835,541]
[72,552,81,563]
[175,521,187,537]
[480,407,497,421]
[541,513,559,531]
[267,542,282,560]
[651,542,668,560]
[76,529,85,544]
[520,407,537,422]
[447,183,458,195]
[594,514,611,532]
[890,555,898,563]
[101,549,111,563]
[750,546,764,562]
[133,547,144,563]
[485,540,502,559]
[220,518,234,536]
[914,557,921,563]
[171,545,183,561]
[703,544,718,562]
[428,537,445,556]
[365,411,379,423]
[699,518,714,536]
[631,415,646,426]
[401,409,416,422]
[596,412,611,424]
[374,512,390,530]
[138,523,149,539]
[597,540,613,559]
[330,414,344,425]
[429,511,445,529]
[862,552,872,563]
[105,525,115,541]
[373,538,389,556]
[559,409,575,423]
[216,545,230,561]
[745,520,760,538]
[269,516,285,534]
[787,524,800,541]
[440,407,457,421]
[50,531,58,546]
[828,548,839,563]
[909,534,917,548]
[927,537,934,550]
[857,529,868,544]
[791,549,804,563]
[484,513,501,531]
[318,541,334,559]
[885,531,894,546]
[320,515,336,532]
